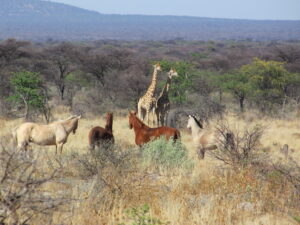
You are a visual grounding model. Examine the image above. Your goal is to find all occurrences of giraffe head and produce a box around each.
[153,63,162,72]
[168,68,179,78]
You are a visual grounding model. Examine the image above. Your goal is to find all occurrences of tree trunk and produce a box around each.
[59,83,65,100]
[239,96,244,112]
[219,89,223,103]
[282,94,287,113]
[20,94,29,120]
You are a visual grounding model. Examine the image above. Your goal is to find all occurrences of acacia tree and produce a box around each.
[242,58,298,112]
[217,71,251,112]
[46,43,78,101]
[216,58,299,113]
[8,71,50,121]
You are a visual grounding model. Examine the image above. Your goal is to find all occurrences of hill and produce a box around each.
[0,0,300,41]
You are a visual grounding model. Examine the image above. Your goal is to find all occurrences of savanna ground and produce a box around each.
[0,106,299,225]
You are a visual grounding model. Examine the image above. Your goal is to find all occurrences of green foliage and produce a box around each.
[214,58,300,112]
[215,70,251,111]
[8,71,47,117]
[292,216,300,223]
[158,60,195,105]
[241,58,298,111]
[220,72,251,96]
[65,72,91,87]
[141,138,193,171]
[121,204,169,225]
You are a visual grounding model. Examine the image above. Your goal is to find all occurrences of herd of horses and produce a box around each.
[12,111,219,159]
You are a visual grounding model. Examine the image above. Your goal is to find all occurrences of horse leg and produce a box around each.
[58,143,64,154]
[197,148,205,159]
[89,142,95,152]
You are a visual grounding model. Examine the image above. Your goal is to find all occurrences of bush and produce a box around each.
[208,122,265,168]
[0,148,70,225]
[141,138,193,171]
[121,204,169,225]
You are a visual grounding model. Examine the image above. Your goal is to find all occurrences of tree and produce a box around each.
[217,71,251,112]
[242,58,297,112]
[46,43,78,101]
[215,58,299,113]
[8,71,49,121]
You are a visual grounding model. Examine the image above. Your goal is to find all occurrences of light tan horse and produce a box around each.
[187,115,218,159]
[13,115,81,154]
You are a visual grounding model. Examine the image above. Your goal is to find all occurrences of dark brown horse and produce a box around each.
[88,113,114,151]
[128,111,180,146]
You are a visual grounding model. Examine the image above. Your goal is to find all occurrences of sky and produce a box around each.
[50,0,300,20]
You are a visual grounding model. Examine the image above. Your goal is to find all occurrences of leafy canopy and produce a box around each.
[8,71,46,110]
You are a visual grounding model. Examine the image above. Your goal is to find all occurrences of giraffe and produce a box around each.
[155,68,178,126]
[137,63,162,126]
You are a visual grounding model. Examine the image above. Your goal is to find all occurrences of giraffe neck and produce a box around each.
[159,76,172,98]
[145,67,158,97]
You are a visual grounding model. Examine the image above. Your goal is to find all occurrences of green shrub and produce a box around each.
[141,138,193,171]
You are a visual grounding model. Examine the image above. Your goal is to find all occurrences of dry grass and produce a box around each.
[0,111,299,225]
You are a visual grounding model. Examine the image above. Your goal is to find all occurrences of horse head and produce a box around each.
[128,111,137,129]
[71,115,82,134]
[187,115,203,129]
[105,113,113,132]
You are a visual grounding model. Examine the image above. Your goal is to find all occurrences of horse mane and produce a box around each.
[190,115,203,129]
[65,115,78,121]
[130,113,148,129]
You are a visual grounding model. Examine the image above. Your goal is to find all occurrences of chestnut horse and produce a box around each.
[128,111,180,146]
[88,113,114,151]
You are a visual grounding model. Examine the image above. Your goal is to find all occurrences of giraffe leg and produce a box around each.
[155,109,160,126]
[152,108,156,127]
[165,111,169,126]
[137,101,143,120]
[161,112,165,126]
[146,109,150,126]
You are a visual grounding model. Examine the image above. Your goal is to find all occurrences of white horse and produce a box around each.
[13,115,81,154]
[187,115,218,159]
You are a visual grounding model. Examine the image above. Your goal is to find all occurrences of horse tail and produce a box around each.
[174,129,181,141]
[88,128,95,150]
